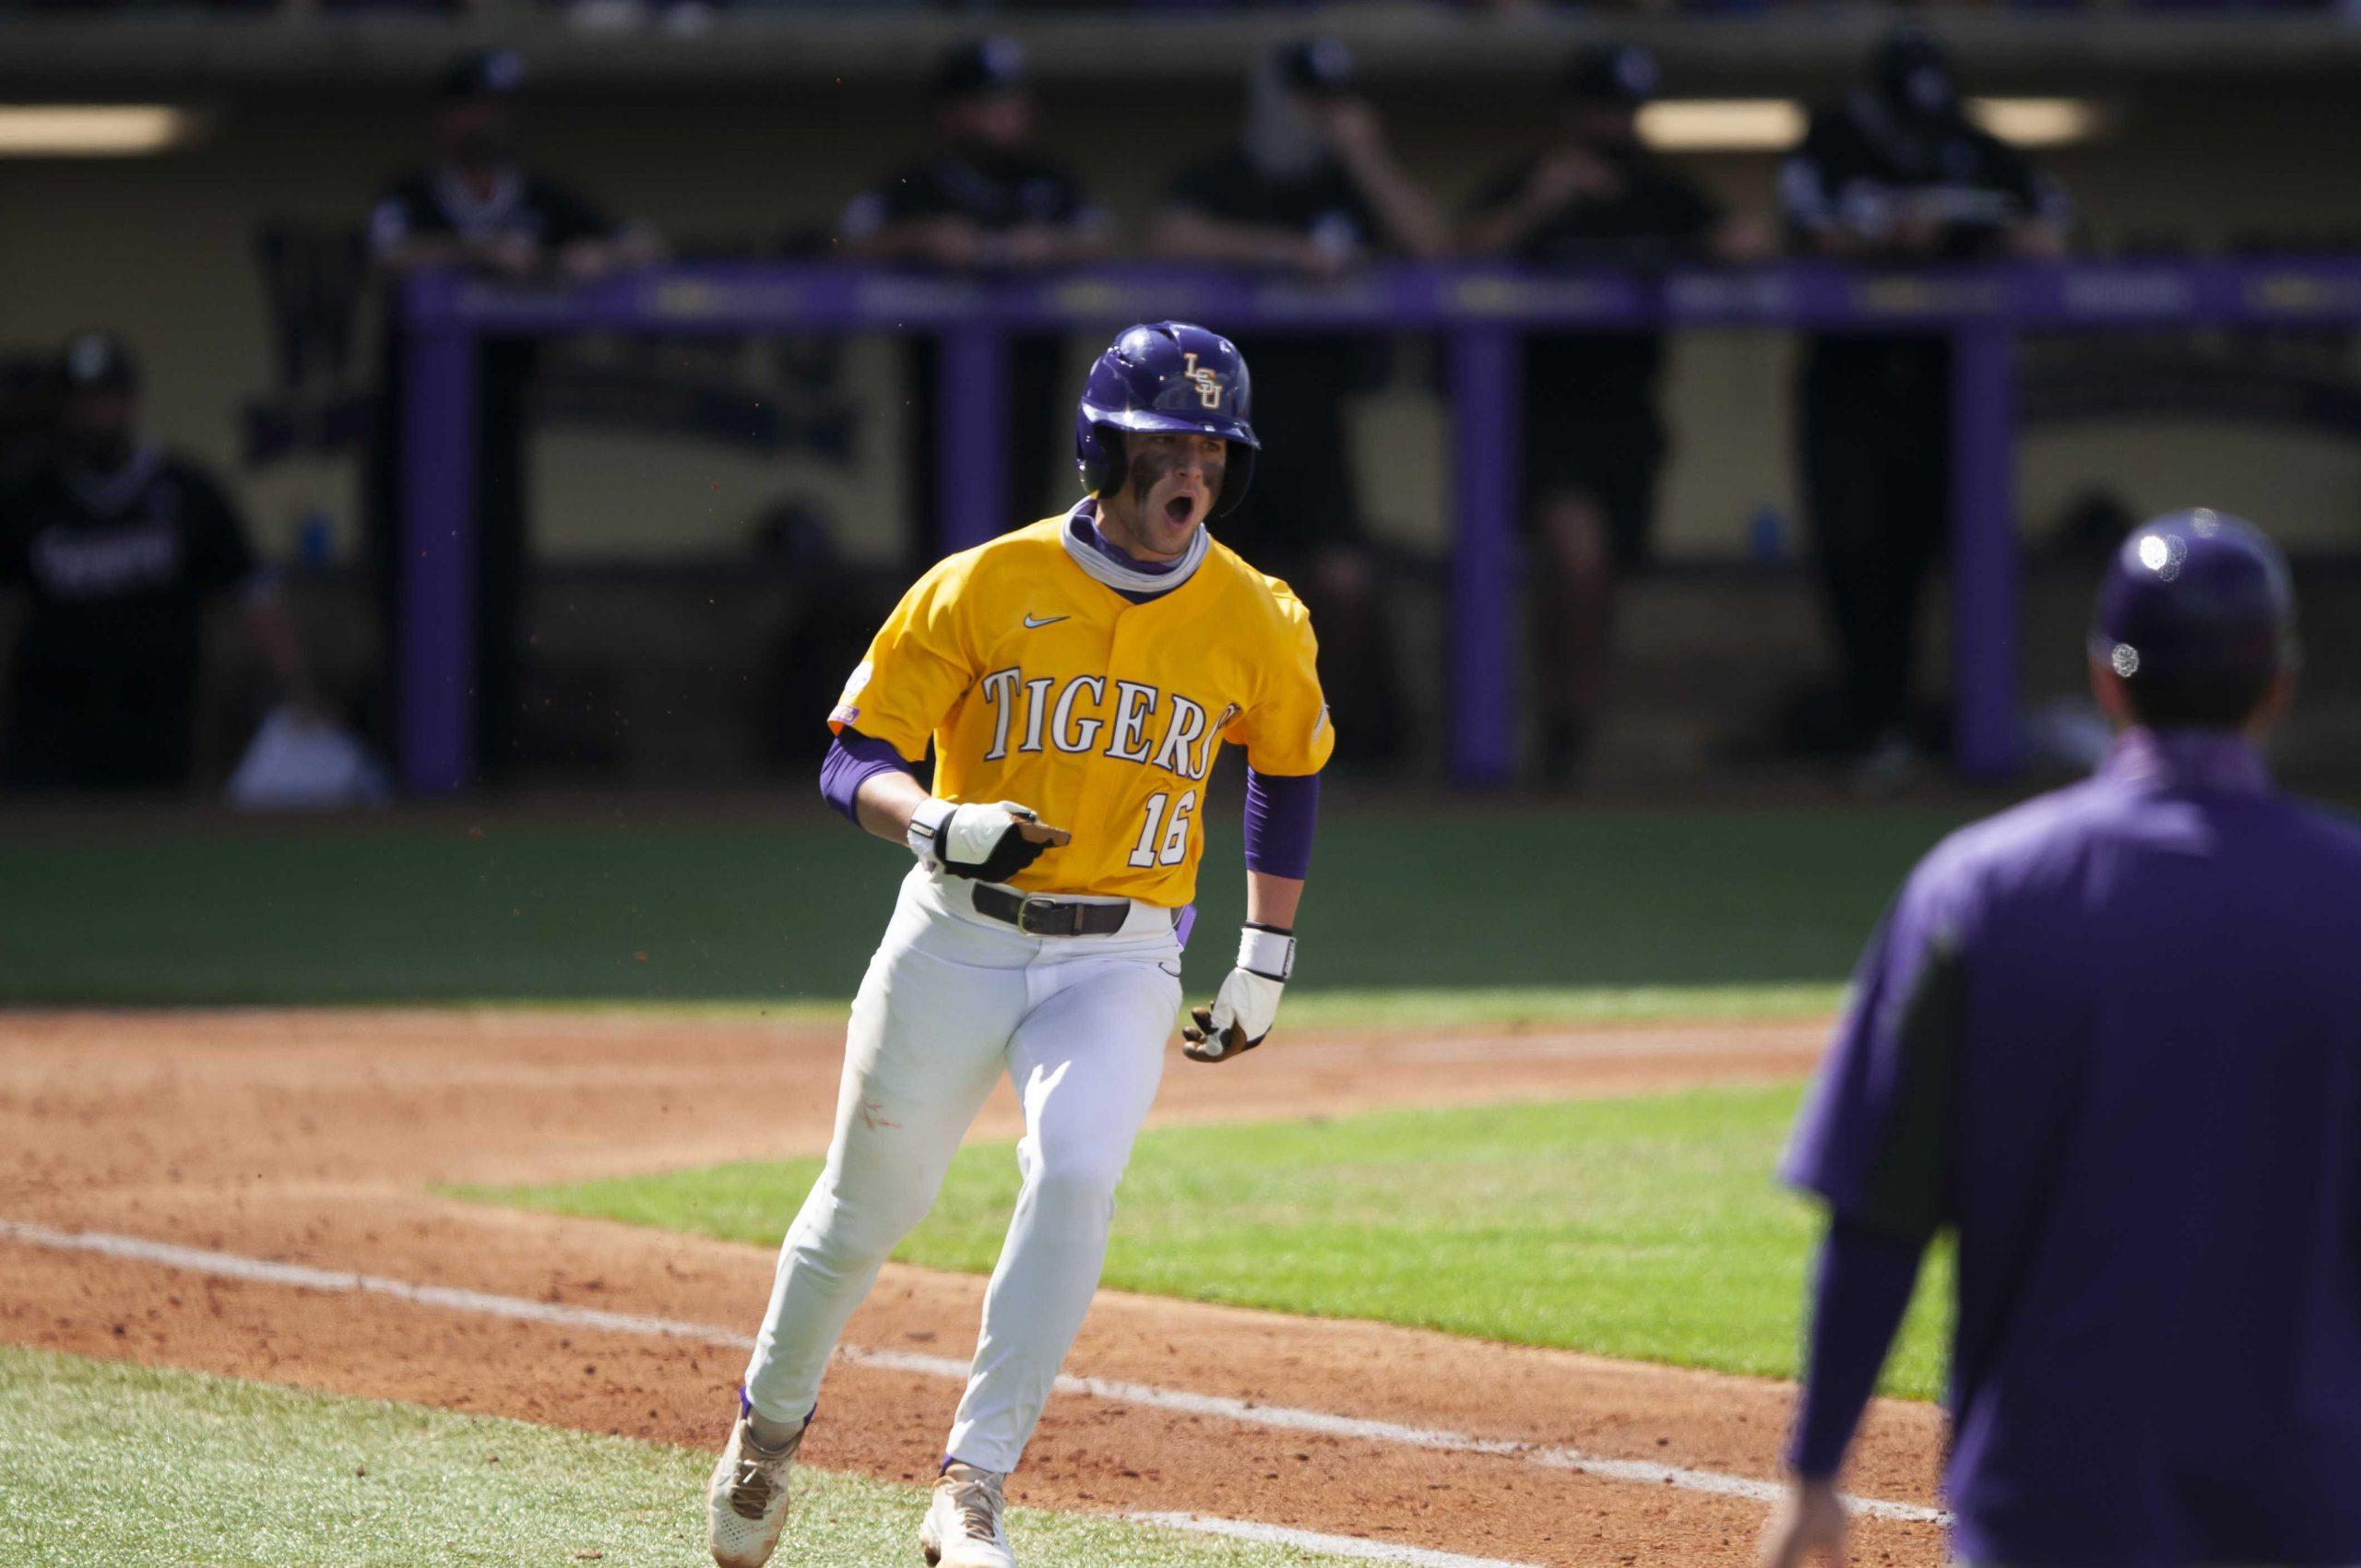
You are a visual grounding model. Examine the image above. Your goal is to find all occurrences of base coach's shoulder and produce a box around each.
[1907,774,2119,909]
[2281,794,2361,874]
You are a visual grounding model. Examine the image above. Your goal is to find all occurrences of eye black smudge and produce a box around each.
[1125,446,1221,497]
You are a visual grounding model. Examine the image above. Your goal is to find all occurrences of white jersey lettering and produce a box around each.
[1194,703,1240,783]
[978,668,1021,761]
[1018,677,1054,754]
[1151,695,1206,780]
[971,670,1230,782]
[1103,682,1159,765]
[1051,675,1107,754]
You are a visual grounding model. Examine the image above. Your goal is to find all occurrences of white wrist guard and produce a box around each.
[1184,925,1294,1063]
[1237,922,1296,982]
[906,797,958,863]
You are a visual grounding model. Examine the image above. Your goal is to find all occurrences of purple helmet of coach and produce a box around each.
[2091,508,2297,723]
[1075,321,1259,517]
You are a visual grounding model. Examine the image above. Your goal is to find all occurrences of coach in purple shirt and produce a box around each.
[1761,510,2361,1568]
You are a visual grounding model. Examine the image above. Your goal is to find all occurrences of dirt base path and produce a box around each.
[0,1009,1943,1568]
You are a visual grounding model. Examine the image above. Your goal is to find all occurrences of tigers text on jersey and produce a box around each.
[830,517,1332,905]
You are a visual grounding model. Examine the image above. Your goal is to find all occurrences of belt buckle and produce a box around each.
[1015,894,1063,937]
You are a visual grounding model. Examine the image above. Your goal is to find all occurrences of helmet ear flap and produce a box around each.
[1082,425,1125,498]
[1213,441,1254,518]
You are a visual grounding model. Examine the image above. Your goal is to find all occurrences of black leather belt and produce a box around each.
[971,884,1136,937]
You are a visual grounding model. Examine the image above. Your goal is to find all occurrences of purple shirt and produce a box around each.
[1788,1218,1923,1482]
[1785,730,2361,1568]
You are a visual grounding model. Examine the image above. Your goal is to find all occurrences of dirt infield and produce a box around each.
[0,1009,1945,1567]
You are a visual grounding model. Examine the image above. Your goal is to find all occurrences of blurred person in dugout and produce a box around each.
[363,48,660,784]
[838,38,1112,563]
[1783,29,2068,785]
[0,333,319,791]
[1150,36,1448,770]
[1464,44,1768,784]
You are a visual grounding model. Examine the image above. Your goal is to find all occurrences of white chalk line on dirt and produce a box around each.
[1131,1514,1531,1568]
[0,1218,1946,1538]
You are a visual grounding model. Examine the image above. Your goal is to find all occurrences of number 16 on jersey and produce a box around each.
[1129,789,1198,868]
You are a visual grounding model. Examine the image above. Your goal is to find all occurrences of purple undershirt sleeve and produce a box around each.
[819,730,919,826]
[1242,767,1319,882]
[1786,1215,1928,1480]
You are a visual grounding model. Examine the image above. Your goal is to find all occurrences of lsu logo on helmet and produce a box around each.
[1181,351,1224,410]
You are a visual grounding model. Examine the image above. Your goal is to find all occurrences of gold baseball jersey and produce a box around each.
[830,517,1332,905]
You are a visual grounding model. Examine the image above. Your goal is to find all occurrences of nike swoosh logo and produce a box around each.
[1023,613,1070,629]
[1158,962,1182,978]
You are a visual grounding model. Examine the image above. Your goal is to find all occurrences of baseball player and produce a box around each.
[1,332,320,790]
[365,48,660,782]
[1149,34,1443,770]
[1783,29,2069,785]
[1463,43,1764,783]
[841,37,1113,539]
[707,321,1331,1568]
[1759,511,2361,1568]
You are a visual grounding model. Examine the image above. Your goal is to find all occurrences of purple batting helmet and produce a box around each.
[2091,508,2297,727]
[1074,321,1258,517]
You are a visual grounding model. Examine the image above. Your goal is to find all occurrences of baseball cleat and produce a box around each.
[706,1405,806,1568]
[919,1461,1015,1568]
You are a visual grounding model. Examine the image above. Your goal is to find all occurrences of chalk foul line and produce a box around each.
[0,1217,1947,1560]
[1131,1513,1533,1568]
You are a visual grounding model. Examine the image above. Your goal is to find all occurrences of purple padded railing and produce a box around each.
[402,256,2361,792]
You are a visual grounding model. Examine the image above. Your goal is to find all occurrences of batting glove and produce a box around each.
[908,799,1068,883]
[1182,923,1294,1063]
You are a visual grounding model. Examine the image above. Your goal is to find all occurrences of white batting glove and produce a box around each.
[908,799,1069,883]
[1182,923,1294,1063]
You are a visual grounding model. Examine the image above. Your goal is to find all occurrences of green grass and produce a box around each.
[460,1083,1951,1400]
[1274,982,1845,1028]
[444,980,1846,1031]
[0,1345,1376,1567]
[0,803,1961,1006]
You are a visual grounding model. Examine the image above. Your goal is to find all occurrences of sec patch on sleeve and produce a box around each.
[831,659,873,727]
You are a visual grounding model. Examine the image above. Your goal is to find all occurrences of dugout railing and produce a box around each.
[398,257,2361,795]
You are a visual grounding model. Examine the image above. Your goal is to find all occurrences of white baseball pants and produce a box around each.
[742,864,1182,1473]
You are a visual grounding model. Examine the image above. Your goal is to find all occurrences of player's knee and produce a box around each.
[1024,1145,1127,1217]
[795,1185,930,1268]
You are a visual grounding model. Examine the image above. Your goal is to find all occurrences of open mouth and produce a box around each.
[1164,493,1198,528]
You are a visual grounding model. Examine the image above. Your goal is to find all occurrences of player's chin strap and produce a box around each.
[1183,922,1294,1064]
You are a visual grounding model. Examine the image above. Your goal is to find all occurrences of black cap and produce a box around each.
[440,48,526,103]
[934,37,1028,101]
[1275,36,1357,98]
[59,330,137,396]
[1561,43,1660,107]
[1873,28,1958,122]
[2091,509,2297,726]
